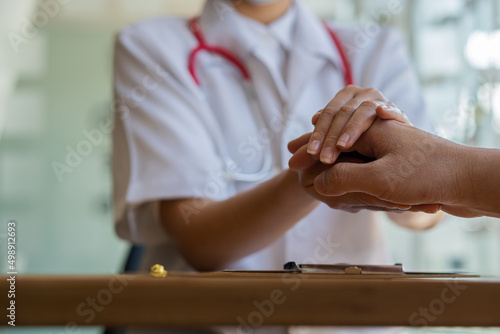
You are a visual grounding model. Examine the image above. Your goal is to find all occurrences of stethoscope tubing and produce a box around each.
[188,17,353,86]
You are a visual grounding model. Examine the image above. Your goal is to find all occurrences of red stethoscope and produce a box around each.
[186,17,354,182]
[188,17,354,86]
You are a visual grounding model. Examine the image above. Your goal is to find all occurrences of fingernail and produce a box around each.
[307,140,321,154]
[320,147,335,164]
[337,133,350,148]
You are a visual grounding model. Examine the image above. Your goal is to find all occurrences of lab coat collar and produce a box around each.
[293,0,343,68]
[268,3,296,51]
[198,0,344,70]
[198,0,265,62]
[283,0,345,109]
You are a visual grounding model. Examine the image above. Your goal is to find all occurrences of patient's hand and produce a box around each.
[291,134,414,213]
[289,128,441,214]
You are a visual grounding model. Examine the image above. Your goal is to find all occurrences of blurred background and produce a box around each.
[1,0,500,333]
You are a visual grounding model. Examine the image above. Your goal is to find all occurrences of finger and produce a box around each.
[323,194,412,212]
[334,100,379,151]
[312,110,322,126]
[441,205,482,218]
[288,132,312,154]
[289,144,319,171]
[307,86,357,155]
[318,98,366,164]
[348,206,411,213]
[357,192,412,210]
[314,161,383,197]
[331,199,411,212]
[408,204,442,214]
[376,105,411,125]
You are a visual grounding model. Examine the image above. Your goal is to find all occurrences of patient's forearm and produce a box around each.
[456,146,500,217]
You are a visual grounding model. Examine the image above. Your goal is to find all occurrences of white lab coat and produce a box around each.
[113,0,432,332]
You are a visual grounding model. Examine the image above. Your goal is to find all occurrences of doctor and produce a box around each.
[113,0,440,330]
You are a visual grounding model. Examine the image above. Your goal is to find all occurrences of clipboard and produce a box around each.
[217,262,479,279]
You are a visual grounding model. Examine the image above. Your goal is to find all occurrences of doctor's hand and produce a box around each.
[307,85,410,165]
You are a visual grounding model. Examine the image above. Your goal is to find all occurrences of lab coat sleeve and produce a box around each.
[349,27,434,133]
[113,22,227,244]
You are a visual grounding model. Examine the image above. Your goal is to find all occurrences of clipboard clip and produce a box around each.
[283,262,405,275]
[220,262,478,278]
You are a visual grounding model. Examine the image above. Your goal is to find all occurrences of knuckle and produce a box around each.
[359,100,378,109]
[322,105,337,117]
[338,85,359,97]
[364,87,381,97]
[345,84,360,91]
[309,128,328,143]
[338,105,353,116]
[311,129,328,138]
[323,137,339,147]
[324,132,340,141]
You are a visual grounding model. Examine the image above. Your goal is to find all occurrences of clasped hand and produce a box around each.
[289,85,441,214]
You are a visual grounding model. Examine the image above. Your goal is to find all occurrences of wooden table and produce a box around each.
[2,273,500,328]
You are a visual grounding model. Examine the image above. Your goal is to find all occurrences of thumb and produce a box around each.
[314,161,382,197]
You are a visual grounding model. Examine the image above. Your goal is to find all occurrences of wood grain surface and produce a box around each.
[1,274,499,328]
